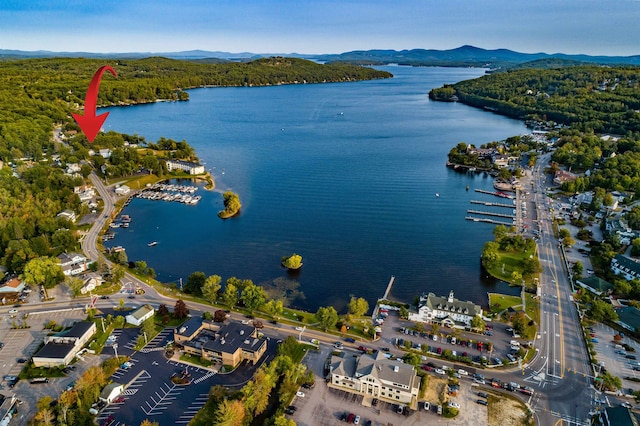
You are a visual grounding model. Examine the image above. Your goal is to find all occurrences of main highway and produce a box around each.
[69,163,598,424]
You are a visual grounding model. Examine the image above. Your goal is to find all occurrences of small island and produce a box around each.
[217,191,242,219]
[281,253,303,270]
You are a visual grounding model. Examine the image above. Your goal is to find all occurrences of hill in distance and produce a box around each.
[1,45,638,68]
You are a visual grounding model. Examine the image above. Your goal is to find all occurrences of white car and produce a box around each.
[458,369,469,376]
[448,401,460,409]
[435,368,446,375]
[296,391,305,397]
[8,309,17,314]
[354,415,360,424]
[294,327,303,331]
[424,401,431,411]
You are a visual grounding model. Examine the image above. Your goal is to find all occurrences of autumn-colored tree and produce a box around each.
[213,309,227,322]
[140,420,160,426]
[173,299,189,318]
[158,304,169,317]
[348,296,369,317]
[214,399,245,426]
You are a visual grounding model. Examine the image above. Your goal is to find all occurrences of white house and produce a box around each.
[99,383,124,403]
[126,304,155,326]
[80,273,104,295]
[114,185,130,196]
[329,351,420,407]
[56,210,77,223]
[99,149,112,159]
[57,253,91,276]
[165,159,205,175]
[611,255,640,281]
[408,290,483,329]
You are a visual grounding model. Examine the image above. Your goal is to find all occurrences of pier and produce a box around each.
[467,209,516,219]
[470,199,515,208]
[382,276,395,300]
[465,216,514,226]
[474,188,515,199]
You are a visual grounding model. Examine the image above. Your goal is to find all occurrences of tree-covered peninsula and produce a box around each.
[0,56,389,278]
[218,191,241,219]
[429,65,640,135]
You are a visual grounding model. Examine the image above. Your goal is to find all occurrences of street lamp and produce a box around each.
[113,343,118,361]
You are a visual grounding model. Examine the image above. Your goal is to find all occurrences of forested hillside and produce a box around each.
[0,57,391,276]
[429,66,640,135]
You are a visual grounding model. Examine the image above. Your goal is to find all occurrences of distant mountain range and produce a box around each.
[2,45,639,68]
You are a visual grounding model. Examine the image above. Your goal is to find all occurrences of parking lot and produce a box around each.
[293,344,489,426]
[589,322,640,393]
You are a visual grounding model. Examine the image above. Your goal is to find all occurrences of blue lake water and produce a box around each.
[103,66,527,312]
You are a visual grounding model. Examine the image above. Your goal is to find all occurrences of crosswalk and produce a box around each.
[192,370,216,384]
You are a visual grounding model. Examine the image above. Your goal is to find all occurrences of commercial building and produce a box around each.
[32,321,97,367]
[57,252,91,276]
[408,290,483,328]
[174,317,267,368]
[125,304,155,326]
[328,351,420,408]
[165,159,205,175]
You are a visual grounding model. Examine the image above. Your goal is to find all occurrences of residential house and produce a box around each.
[0,277,24,295]
[99,149,112,159]
[328,351,420,408]
[65,163,81,175]
[553,169,577,186]
[125,304,155,326]
[80,273,104,295]
[74,185,96,202]
[466,145,497,159]
[165,159,205,175]
[174,317,267,369]
[611,255,640,281]
[56,210,77,223]
[57,252,90,276]
[32,321,97,367]
[408,291,483,329]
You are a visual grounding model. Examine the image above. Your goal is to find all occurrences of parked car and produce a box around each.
[435,368,446,375]
[477,399,488,406]
[295,391,305,397]
[448,401,460,409]
[354,415,360,424]
[345,337,356,343]
[424,401,431,411]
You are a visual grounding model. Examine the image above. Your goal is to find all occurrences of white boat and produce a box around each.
[436,193,440,197]
[147,241,158,247]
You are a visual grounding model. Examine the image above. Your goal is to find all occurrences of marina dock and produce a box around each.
[382,276,395,300]
[467,209,516,219]
[465,216,513,226]
[474,188,515,199]
[470,199,515,208]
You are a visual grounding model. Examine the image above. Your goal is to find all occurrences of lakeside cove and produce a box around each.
[100,65,527,312]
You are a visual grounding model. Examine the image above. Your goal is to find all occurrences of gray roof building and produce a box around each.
[329,351,420,409]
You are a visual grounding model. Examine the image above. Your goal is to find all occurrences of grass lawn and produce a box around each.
[488,292,540,325]
[180,353,213,368]
[109,173,163,190]
[485,248,538,287]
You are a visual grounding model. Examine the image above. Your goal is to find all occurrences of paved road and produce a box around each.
[79,154,600,424]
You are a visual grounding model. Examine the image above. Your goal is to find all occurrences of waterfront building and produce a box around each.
[173,317,267,368]
[80,273,104,295]
[165,159,205,175]
[328,351,420,408]
[408,290,482,328]
[114,185,131,195]
[611,254,640,281]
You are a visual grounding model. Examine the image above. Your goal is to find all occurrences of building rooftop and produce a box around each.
[202,322,261,354]
[576,276,613,294]
[176,316,204,339]
[613,255,640,276]
[129,304,154,321]
[33,342,76,360]
[421,291,482,317]
[64,321,95,339]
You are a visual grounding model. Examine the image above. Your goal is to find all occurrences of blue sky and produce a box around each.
[1,0,639,56]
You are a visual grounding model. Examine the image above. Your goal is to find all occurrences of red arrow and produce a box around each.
[72,65,117,143]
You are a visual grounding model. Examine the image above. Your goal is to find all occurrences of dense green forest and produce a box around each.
[0,56,391,277]
[429,65,640,135]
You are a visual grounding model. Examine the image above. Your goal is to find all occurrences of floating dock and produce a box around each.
[474,188,515,199]
[467,209,516,219]
[470,199,515,208]
[465,216,514,226]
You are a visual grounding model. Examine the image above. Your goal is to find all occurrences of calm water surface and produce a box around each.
[103,66,526,312]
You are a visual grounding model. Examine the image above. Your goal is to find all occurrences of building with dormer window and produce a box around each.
[328,351,420,408]
[408,290,482,328]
